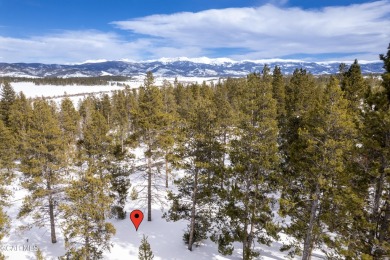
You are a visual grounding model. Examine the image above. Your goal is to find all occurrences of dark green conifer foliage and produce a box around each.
[8,92,32,152]
[61,167,115,260]
[212,80,236,189]
[0,119,15,172]
[109,163,131,220]
[351,44,390,259]
[280,77,357,259]
[0,81,16,127]
[138,235,154,260]
[134,72,169,222]
[160,81,180,188]
[165,84,222,251]
[341,59,368,113]
[19,99,66,244]
[380,43,390,104]
[0,120,11,260]
[60,97,80,143]
[59,97,80,170]
[272,66,286,127]
[80,109,111,161]
[213,71,279,260]
[111,90,131,156]
[99,94,112,125]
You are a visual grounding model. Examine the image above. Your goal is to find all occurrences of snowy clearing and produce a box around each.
[3,146,326,260]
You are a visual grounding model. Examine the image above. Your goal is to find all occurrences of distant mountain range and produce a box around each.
[0,58,384,78]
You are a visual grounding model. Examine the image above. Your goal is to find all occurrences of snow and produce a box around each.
[2,145,327,260]
[144,57,236,65]
[11,82,126,98]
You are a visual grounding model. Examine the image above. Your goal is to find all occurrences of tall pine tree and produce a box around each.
[19,99,66,243]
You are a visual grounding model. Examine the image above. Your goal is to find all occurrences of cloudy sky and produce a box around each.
[0,0,389,63]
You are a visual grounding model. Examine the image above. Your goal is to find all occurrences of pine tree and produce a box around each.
[349,43,390,259]
[279,77,357,259]
[8,92,32,155]
[59,97,80,171]
[61,166,115,260]
[133,72,169,221]
[18,99,66,244]
[0,120,10,259]
[165,84,222,251]
[59,96,80,144]
[79,109,111,161]
[341,59,368,114]
[138,235,154,260]
[213,71,279,259]
[60,98,116,259]
[159,82,180,188]
[212,80,236,190]
[0,119,15,172]
[0,81,16,127]
[109,162,132,219]
[272,65,286,127]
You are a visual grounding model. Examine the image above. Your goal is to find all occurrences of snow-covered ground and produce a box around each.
[2,146,327,260]
[11,77,221,100]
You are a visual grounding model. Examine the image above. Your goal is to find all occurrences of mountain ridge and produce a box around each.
[0,59,384,78]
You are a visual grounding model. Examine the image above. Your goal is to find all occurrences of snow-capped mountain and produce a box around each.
[0,58,384,78]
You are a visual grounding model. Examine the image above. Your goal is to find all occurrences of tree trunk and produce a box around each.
[378,191,390,251]
[85,235,90,260]
[121,133,124,153]
[243,217,249,260]
[302,182,320,260]
[49,196,57,243]
[47,173,57,244]
[165,154,169,188]
[147,156,152,221]
[188,168,198,251]
[372,169,384,226]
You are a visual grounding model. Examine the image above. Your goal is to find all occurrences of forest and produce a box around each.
[0,45,389,260]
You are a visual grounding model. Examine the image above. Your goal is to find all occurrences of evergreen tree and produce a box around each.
[0,81,16,127]
[213,71,279,259]
[0,119,15,172]
[280,77,357,259]
[0,121,11,260]
[8,92,32,155]
[212,80,236,190]
[341,59,368,114]
[59,96,80,144]
[79,109,111,161]
[18,99,66,244]
[133,72,169,221]
[138,235,154,260]
[111,90,130,156]
[109,162,132,219]
[272,65,286,127]
[349,44,390,259]
[159,82,180,188]
[61,166,115,260]
[165,85,222,251]
[59,97,80,172]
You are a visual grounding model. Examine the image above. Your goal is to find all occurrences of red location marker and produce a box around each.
[130,209,144,231]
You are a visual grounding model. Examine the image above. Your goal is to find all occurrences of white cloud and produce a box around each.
[0,30,152,63]
[0,1,389,63]
[112,0,390,61]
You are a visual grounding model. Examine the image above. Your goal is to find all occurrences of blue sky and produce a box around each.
[0,0,389,63]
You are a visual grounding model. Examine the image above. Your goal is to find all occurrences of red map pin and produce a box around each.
[130,209,144,231]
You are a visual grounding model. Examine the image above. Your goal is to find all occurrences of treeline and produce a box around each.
[0,45,389,259]
[0,75,131,86]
